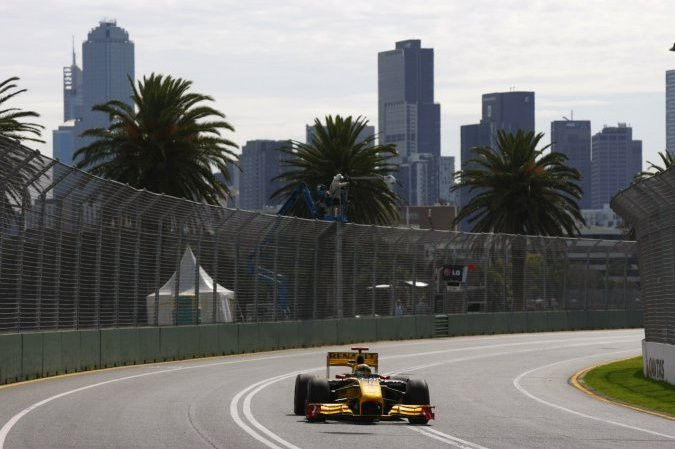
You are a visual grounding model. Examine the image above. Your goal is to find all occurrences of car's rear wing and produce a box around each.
[326,346,378,377]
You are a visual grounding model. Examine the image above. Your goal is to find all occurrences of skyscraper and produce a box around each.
[72,20,134,163]
[63,42,83,122]
[667,70,675,152]
[378,39,441,205]
[551,120,591,209]
[239,140,290,211]
[591,123,642,209]
[459,91,534,230]
[438,156,455,204]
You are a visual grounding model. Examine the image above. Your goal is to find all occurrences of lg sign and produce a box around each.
[441,264,473,286]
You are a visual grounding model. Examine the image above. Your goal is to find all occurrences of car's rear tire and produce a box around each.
[294,374,312,415]
[404,379,430,425]
[306,377,331,422]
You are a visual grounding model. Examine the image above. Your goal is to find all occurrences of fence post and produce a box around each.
[194,214,203,325]
[15,188,30,331]
[293,220,301,320]
[130,195,162,327]
[211,209,235,323]
[370,226,377,316]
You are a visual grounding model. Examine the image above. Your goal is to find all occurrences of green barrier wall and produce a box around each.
[0,310,642,385]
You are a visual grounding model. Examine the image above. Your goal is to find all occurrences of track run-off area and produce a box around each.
[0,329,672,449]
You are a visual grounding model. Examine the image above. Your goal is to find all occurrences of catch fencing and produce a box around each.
[0,136,639,333]
[612,170,675,346]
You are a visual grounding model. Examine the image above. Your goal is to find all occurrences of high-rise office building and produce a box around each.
[459,91,535,230]
[63,44,83,122]
[591,123,642,209]
[80,20,134,132]
[239,140,290,211]
[438,156,455,204]
[667,70,675,152]
[378,39,441,205]
[551,120,592,209]
[71,20,134,163]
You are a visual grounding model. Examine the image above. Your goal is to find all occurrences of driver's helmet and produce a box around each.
[353,364,372,377]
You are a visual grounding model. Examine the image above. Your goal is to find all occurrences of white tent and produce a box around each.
[146,246,235,325]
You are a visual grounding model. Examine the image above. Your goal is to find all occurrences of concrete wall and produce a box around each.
[642,339,675,385]
[0,310,642,385]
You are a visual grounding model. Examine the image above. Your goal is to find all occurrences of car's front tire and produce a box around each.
[305,377,331,422]
[293,374,313,415]
[404,379,430,425]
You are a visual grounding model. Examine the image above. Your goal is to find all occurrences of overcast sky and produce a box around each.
[1,0,674,168]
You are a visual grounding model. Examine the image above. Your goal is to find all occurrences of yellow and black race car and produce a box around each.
[293,347,434,424]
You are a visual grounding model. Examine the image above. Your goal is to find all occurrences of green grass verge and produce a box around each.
[582,356,675,417]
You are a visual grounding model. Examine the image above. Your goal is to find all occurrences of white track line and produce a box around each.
[409,426,490,449]
[513,351,675,440]
[0,333,640,449]
[233,337,639,449]
[0,352,327,449]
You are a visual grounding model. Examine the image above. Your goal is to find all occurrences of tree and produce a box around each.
[453,129,583,236]
[74,73,238,205]
[452,129,584,309]
[0,77,44,143]
[271,115,401,225]
[0,77,44,231]
[636,150,674,181]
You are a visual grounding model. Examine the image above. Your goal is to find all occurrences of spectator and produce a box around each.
[415,299,429,315]
[394,299,405,316]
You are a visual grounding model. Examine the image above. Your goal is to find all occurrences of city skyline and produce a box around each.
[2,0,673,169]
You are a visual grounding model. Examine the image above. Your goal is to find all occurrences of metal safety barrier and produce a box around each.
[0,136,640,333]
[612,169,675,346]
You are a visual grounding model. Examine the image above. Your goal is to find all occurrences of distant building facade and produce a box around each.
[63,46,83,122]
[52,20,134,171]
[74,20,134,164]
[667,70,675,152]
[459,91,535,230]
[239,140,290,211]
[399,205,456,231]
[378,39,441,205]
[590,123,642,209]
[551,120,592,209]
[438,156,455,205]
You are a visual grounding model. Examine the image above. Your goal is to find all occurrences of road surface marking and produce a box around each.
[513,351,675,440]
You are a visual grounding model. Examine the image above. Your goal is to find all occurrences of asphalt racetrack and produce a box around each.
[0,329,672,449]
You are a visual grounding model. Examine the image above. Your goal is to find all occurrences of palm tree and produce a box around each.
[453,129,583,236]
[636,150,674,181]
[0,77,44,143]
[74,73,238,205]
[0,77,44,230]
[452,129,584,310]
[271,115,400,225]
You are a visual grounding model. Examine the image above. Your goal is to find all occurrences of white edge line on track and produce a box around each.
[409,426,490,449]
[233,336,639,449]
[0,352,326,449]
[0,332,641,449]
[513,351,675,440]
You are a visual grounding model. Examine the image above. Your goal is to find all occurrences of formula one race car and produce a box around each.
[293,347,434,424]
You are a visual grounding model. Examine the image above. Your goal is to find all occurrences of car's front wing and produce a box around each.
[306,403,435,421]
